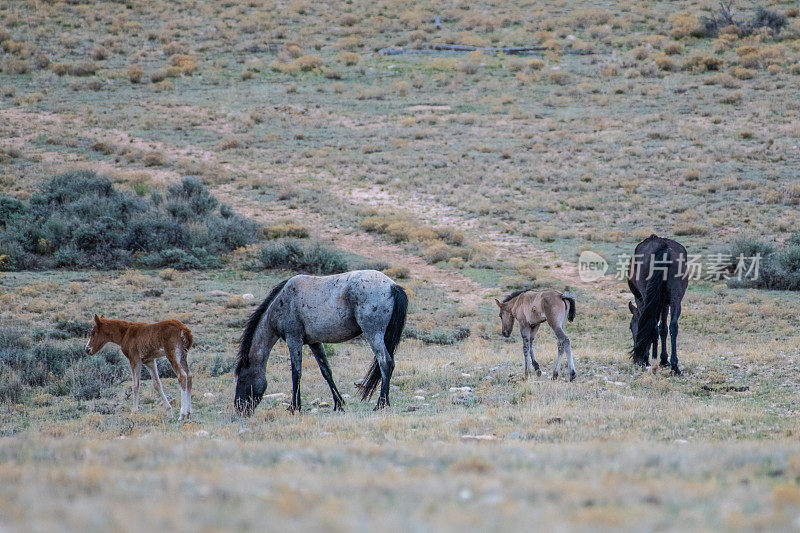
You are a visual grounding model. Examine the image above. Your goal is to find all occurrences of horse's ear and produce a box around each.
[627,301,636,315]
[94,314,100,323]
[494,299,503,309]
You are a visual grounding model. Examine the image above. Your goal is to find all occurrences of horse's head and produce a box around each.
[234,367,268,416]
[628,301,641,344]
[495,299,515,338]
[85,314,110,355]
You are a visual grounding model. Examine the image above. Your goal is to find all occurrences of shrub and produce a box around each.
[127,64,143,83]
[727,234,800,290]
[0,172,258,270]
[262,222,309,239]
[0,366,23,403]
[405,325,470,345]
[259,239,348,275]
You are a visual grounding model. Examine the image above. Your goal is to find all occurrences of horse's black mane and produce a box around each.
[503,289,532,303]
[236,278,289,375]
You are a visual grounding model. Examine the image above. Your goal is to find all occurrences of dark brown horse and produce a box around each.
[627,234,689,374]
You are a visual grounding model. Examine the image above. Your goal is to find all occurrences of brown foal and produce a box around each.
[85,315,194,420]
[495,289,577,381]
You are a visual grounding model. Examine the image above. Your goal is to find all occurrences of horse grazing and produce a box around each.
[234,270,408,416]
[495,289,577,381]
[85,315,194,420]
[627,234,689,375]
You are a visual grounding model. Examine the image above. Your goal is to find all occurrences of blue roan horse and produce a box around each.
[234,270,408,415]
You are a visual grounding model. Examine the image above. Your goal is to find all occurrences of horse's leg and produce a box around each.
[144,360,173,417]
[520,323,532,379]
[309,342,345,412]
[529,324,542,377]
[287,336,303,413]
[164,344,189,420]
[669,302,682,375]
[658,306,669,367]
[130,358,141,412]
[366,333,394,409]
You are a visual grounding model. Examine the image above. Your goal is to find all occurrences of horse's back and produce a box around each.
[630,234,689,297]
[281,270,397,343]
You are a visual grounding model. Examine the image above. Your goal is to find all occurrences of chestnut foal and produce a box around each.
[85,315,194,420]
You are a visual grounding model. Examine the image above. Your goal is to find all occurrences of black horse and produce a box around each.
[627,234,689,374]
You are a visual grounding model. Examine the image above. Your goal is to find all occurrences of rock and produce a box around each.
[449,386,477,405]
[441,361,455,369]
[195,430,210,438]
[461,434,499,441]
[319,401,330,408]
[203,392,215,398]
[242,293,254,300]
[458,488,473,502]
[414,395,425,401]
[264,392,286,400]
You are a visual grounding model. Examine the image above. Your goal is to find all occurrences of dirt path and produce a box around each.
[213,184,491,307]
[321,177,626,298]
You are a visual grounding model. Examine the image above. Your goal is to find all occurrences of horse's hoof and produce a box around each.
[659,360,670,368]
[287,405,299,414]
[536,369,542,377]
[569,371,576,382]
[671,366,682,376]
[551,372,558,381]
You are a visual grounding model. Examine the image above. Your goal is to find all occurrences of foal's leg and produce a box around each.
[144,360,173,417]
[549,311,574,381]
[130,359,142,412]
[529,324,542,377]
[669,302,682,375]
[520,323,532,379]
[179,353,192,418]
[163,344,189,420]
[309,342,345,411]
[365,333,394,410]
[287,336,303,413]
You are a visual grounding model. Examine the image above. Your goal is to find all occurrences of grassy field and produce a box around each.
[2,0,800,530]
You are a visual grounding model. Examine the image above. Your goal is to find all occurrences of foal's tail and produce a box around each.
[181,328,194,352]
[631,245,670,366]
[562,293,576,323]
[360,284,408,400]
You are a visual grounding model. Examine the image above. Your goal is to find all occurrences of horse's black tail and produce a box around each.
[360,283,408,400]
[562,293,576,323]
[631,246,670,366]
[236,279,288,376]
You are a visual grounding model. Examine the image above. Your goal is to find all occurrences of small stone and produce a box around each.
[195,430,209,438]
[414,395,425,401]
[242,293,254,300]
[319,401,330,408]
[203,392,215,398]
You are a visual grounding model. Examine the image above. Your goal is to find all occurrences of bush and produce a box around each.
[727,234,800,290]
[259,239,349,275]
[405,325,470,345]
[0,171,258,270]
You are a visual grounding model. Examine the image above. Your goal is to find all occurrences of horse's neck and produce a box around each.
[104,320,131,344]
[510,295,530,321]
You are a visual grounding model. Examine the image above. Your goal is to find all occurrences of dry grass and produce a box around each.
[2,0,800,528]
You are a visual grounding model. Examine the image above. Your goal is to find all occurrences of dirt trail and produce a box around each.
[213,184,491,307]
[325,178,625,298]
